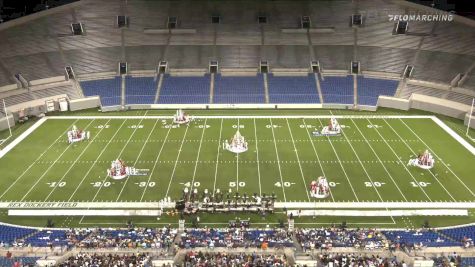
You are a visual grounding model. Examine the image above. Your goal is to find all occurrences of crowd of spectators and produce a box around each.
[58,252,152,267]
[78,226,177,249]
[296,228,387,251]
[178,228,293,249]
[184,251,288,267]
[317,253,405,267]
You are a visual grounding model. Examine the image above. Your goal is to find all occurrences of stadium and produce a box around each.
[0,0,474,266]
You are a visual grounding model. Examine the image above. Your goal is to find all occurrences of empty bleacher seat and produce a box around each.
[320,76,354,104]
[159,75,210,104]
[382,230,460,247]
[80,77,122,106]
[213,74,265,104]
[267,74,320,103]
[0,257,39,266]
[0,224,36,245]
[125,76,158,104]
[440,225,475,245]
[357,77,398,106]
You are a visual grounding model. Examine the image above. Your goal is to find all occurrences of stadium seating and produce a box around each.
[79,227,176,248]
[80,77,122,106]
[320,75,354,104]
[267,74,320,103]
[439,225,475,246]
[0,257,39,266]
[382,230,460,247]
[357,77,398,106]
[158,75,210,104]
[179,229,293,248]
[0,224,37,246]
[296,228,384,249]
[213,74,265,103]
[461,257,475,267]
[125,76,158,104]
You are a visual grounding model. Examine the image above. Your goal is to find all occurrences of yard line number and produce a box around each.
[365,181,385,187]
[47,182,66,187]
[410,181,431,187]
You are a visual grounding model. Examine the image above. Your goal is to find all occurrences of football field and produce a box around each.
[0,114,474,208]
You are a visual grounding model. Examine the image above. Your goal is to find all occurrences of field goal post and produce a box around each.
[466,98,475,142]
[0,99,13,148]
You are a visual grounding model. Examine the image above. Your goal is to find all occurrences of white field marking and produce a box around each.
[67,120,128,201]
[46,115,437,120]
[140,121,173,201]
[78,221,396,226]
[91,115,149,201]
[189,118,208,195]
[302,118,335,201]
[0,117,47,158]
[328,115,394,224]
[285,118,310,201]
[0,119,79,199]
[412,118,475,197]
[350,118,408,201]
[236,118,239,192]
[315,118,359,201]
[212,118,224,196]
[116,118,160,201]
[369,118,432,201]
[20,119,95,201]
[45,119,112,201]
[164,123,190,198]
[269,118,287,202]
[253,118,262,195]
[391,119,458,201]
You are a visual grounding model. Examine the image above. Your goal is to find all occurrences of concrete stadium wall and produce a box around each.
[410,94,470,119]
[69,97,101,111]
[0,115,15,132]
[377,96,411,110]
[464,114,475,129]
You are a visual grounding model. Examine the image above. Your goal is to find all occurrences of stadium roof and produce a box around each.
[0,0,474,89]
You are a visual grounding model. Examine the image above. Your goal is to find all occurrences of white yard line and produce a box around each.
[350,118,408,201]
[67,120,128,201]
[0,119,79,199]
[402,118,475,198]
[115,118,160,201]
[285,118,310,201]
[391,119,458,201]
[212,119,224,196]
[302,118,335,201]
[269,118,287,202]
[315,118,359,201]
[45,119,113,201]
[20,120,96,201]
[189,119,208,195]
[140,121,173,201]
[164,123,190,198]
[236,118,240,192]
[338,119,388,203]
[92,115,149,201]
[370,118,432,201]
[253,118,262,195]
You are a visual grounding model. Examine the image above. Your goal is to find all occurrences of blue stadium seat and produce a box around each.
[462,257,475,267]
[382,230,461,247]
[440,225,475,245]
[267,74,320,103]
[0,257,39,266]
[357,77,398,106]
[213,74,265,104]
[80,77,122,106]
[320,76,354,104]
[159,75,210,104]
[125,76,158,104]
[0,224,36,245]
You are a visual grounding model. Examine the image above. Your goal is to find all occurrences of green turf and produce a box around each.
[0,110,474,228]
